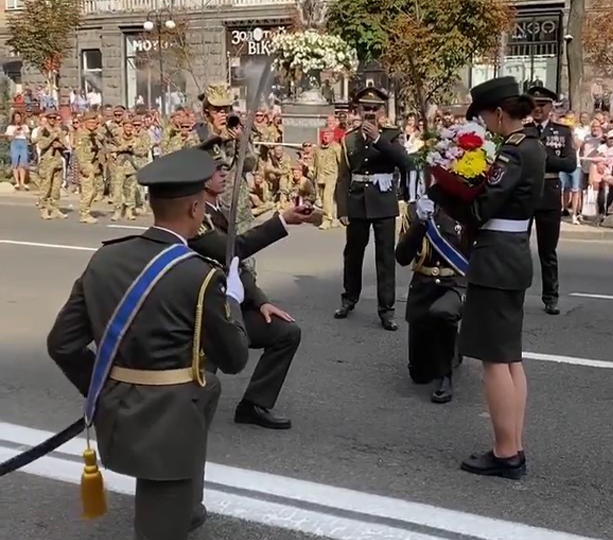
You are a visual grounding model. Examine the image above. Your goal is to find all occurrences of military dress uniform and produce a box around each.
[47,146,250,540]
[395,205,468,403]
[37,110,67,220]
[526,86,577,314]
[189,197,301,428]
[334,87,410,329]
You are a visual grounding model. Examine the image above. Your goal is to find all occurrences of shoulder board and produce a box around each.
[345,126,359,136]
[195,254,223,270]
[551,121,568,129]
[506,133,526,146]
[381,125,400,132]
[101,234,139,246]
[497,154,511,164]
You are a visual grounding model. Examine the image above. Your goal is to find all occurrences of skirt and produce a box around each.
[460,284,526,363]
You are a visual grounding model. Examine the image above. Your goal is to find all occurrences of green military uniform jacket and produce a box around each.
[74,128,105,177]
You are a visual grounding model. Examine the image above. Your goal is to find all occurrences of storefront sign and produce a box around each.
[226,25,287,57]
[130,37,174,53]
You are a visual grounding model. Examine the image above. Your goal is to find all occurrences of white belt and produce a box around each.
[481,218,530,233]
[352,173,393,183]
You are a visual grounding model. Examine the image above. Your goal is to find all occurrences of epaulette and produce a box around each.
[101,235,139,246]
[506,133,526,146]
[344,126,359,136]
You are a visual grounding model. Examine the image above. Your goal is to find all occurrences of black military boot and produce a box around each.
[544,302,560,315]
[431,376,453,403]
[334,302,355,319]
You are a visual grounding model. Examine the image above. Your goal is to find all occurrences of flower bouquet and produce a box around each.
[425,122,498,203]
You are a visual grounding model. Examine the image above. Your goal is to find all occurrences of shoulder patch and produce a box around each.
[101,235,139,246]
[506,133,526,146]
[487,161,506,185]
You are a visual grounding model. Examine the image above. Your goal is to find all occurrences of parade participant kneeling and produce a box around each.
[395,196,468,403]
[429,76,546,479]
[189,139,314,429]
[47,146,250,540]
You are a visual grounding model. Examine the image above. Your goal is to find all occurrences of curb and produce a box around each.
[559,228,613,241]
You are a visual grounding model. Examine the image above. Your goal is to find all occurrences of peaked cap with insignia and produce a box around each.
[526,85,558,103]
[198,83,233,108]
[466,76,522,120]
[354,87,389,106]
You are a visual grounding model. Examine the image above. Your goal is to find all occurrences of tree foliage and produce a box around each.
[583,0,613,77]
[7,0,82,79]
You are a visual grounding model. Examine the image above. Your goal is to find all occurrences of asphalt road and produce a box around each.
[1,199,613,540]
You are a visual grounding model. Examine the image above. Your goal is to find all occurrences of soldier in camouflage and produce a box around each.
[74,111,106,224]
[100,105,125,202]
[37,110,68,220]
[132,115,153,215]
[314,130,342,229]
[194,83,256,235]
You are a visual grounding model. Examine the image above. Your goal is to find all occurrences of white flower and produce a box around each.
[483,140,497,159]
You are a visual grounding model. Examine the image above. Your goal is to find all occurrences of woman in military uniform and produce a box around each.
[429,77,546,479]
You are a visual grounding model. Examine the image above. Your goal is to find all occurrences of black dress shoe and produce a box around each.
[380,318,398,331]
[518,450,527,476]
[334,303,355,319]
[544,303,560,315]
[461,450,523,480]
[431,376,453,404]
[189,504,207,532]
[235,401,292,429]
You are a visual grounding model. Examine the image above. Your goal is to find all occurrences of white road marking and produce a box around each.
[0,240,96,251]
[570,292,613,301]
[523,352,613,369]
[0,422,603,540]
[107,224,148,231]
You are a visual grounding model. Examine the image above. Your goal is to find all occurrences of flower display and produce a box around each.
[425,121,499,202]
[271,30,358,79]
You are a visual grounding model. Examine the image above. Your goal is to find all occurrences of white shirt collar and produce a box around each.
[205,201,220,212]
[151,226,187,245]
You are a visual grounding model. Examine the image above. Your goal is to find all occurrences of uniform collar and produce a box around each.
[143,226,187,245]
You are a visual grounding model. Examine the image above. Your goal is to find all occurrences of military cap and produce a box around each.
[354,87,389,105]
[44,108,61,118]
[466,76,521,120]
[113,105,127,112]
[526,85,558,103]
[198,83,233,107]
[137,145,218,198]
[81,111,99,121]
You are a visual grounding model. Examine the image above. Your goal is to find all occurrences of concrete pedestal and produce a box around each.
[281,101,334,146]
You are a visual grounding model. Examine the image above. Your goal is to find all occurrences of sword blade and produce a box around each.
[225,58,275,269]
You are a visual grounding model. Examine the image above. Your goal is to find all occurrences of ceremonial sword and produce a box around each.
[225,57,275,268]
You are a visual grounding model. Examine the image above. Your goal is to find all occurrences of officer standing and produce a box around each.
[74,111,105,224]
[334,87,410,331]
[395,199,468,403]
[430,76,546,479]
[526,86,577,315]
[47,146,250,540]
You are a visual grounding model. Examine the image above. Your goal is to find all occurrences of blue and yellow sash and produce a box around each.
[425,218,469,276]
[84,244,197,425]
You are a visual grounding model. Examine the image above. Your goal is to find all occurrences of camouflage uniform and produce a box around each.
[74,113,105,224]
[102,108,125,201]
[249,174,274,217]
[161,123,199,154]
[133,120,153,214]
[314,142,342,229]
[37,113,67,220]
[264,151,292,205]
[279,171,316,211]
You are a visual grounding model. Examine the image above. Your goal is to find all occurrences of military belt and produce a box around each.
[414,265,456,278]
[545,173,559,179]
[351,173,393,184]
[481,218,530,233]
[109,366,195,386]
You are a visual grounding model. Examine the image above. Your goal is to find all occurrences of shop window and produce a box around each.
[81,49,103,98]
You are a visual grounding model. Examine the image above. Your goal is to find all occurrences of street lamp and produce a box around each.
[143,8,175,115]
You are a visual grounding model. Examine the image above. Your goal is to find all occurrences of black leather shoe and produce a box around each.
[544,303,560,315]
[235,401,292,429]
[189,504,207,532]
[380,318,398,331]
[334,303,355,319]
[518,450,527,476]
[461,450,523,480]
[431,376,453,404]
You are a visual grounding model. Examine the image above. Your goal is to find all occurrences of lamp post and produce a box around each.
[143,8,175,115]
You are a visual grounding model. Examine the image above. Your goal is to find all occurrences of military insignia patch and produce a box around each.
[487,161,506,185]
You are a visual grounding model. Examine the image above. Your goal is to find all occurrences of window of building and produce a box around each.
[81,49,103,99]
[5,0,24,10]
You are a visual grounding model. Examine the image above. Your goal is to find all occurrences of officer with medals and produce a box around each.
[189,138,313,429]
[47,146,250,540]
[395,198,468,403]
[430,77,546,479]
[334,87,410,331]
[526,86,577,315]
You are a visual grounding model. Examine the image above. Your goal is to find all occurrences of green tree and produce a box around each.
[7,0,82,99]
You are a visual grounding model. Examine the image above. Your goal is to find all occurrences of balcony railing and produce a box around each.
[82,0,295,13]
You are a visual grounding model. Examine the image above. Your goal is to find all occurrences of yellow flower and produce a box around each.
[451,150,487,179]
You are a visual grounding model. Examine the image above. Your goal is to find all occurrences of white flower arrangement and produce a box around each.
[271,30,358,78]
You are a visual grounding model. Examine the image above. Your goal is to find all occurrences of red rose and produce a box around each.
[457,132,483,151]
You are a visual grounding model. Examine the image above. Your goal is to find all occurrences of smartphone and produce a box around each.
[294,196,313,214]
[364,112,376,123]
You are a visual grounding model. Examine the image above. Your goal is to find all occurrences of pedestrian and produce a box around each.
[314,129,342,230]
[47,145,250,540]
[37,110,67,220]
[395,198,468,403]
[334,87,410,331]
[526,86,577,315]
[4,110,30,191]
[430,76,546,479]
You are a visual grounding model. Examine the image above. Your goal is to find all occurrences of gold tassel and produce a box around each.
[81,445,107,519]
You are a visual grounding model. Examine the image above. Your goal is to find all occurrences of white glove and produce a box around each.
[416,196,435,221]
[225,257,244,304]
[373,176,393,192]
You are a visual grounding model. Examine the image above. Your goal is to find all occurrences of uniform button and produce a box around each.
[473,241,477,246]
[436,261,440,266]
[364,158,369,162]
[365,145,369,150]
[435,279,441,285]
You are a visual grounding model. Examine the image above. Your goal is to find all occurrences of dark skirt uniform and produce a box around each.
[395,206,468,402]
[430,78,547,364]
[335,87,411,330]
[526,86,577,314]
